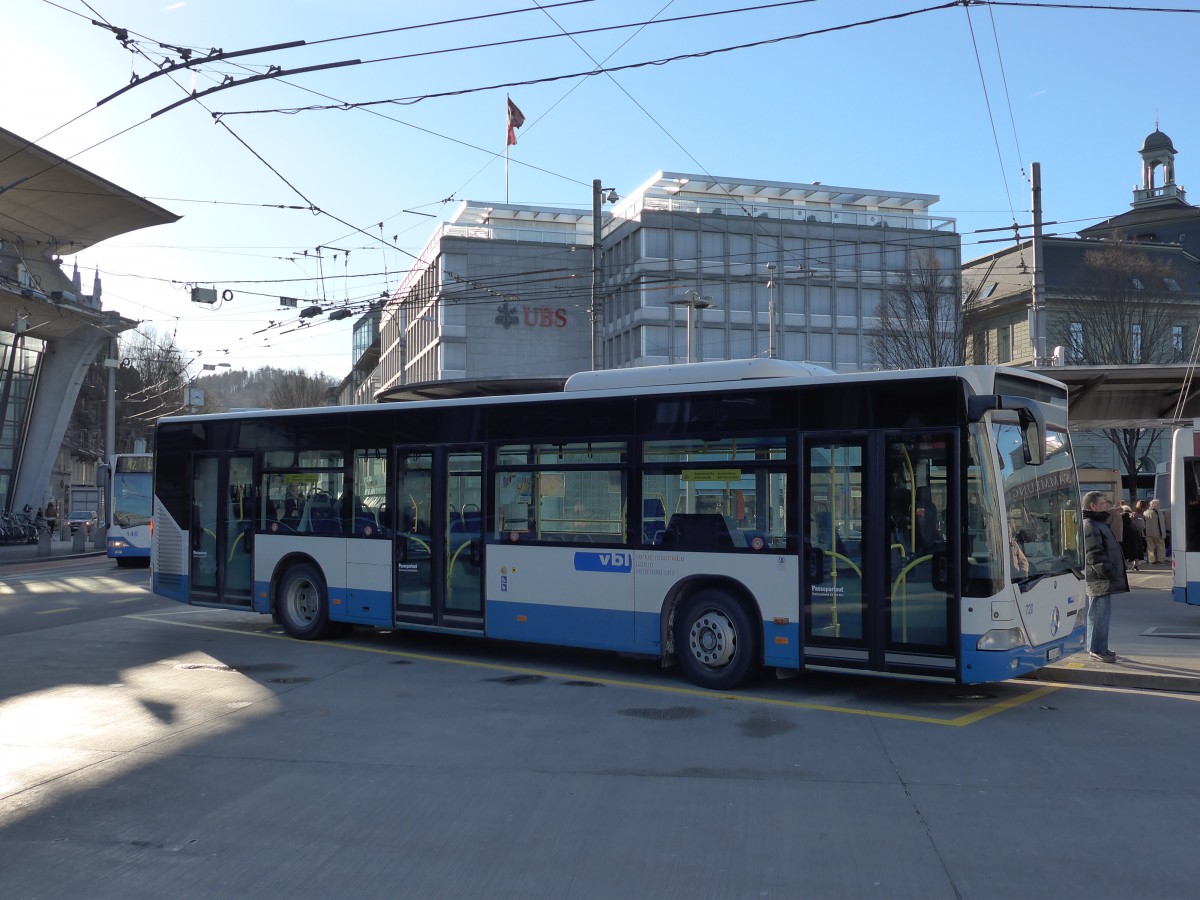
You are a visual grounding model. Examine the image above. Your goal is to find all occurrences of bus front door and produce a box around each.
[803,433,956,677]
[393,446,484,630]
[189,453,254,607]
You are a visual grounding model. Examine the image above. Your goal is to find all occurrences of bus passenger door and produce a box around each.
[881,432,955,671]
[803,439,868,668]
[393,446,484,630]
[189,453,254,607]
[802,433,956,677]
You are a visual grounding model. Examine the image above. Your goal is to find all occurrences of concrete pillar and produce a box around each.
[37,529,51,557]
[72,525,86,553]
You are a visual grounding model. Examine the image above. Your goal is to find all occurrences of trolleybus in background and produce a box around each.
[151,360,1086,690]
[1169,422,1200,605]
[108,452,153,566]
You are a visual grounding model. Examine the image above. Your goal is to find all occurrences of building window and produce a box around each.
[1164,277,1181,292]
[642,228,669,259]
[1132,323,1143,363]
[809,284,831,316]
[1131,277,1145,291]
[1173,325,1185,362]
[997,325,1011,364]
[972,332,985,365]
[1069,322,1084,363]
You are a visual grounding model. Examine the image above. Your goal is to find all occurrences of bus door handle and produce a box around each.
[805,541,824,584]
[931,549,949,592]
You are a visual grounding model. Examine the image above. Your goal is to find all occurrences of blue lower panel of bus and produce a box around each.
[763,620,801,668]
[486,598,647,654]
[960,624,1086,683]
[1173,583,1200,605]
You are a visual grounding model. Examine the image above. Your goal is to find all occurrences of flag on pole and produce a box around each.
[507,97,525,146]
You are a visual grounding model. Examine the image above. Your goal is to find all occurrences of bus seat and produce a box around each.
[299,496,340,535]
[659,513,735,551]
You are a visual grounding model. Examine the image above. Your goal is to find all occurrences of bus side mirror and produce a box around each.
[966,394,1047,465]
[1018,407,1045,465]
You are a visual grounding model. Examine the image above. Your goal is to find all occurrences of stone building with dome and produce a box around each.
[962,126,1200,490]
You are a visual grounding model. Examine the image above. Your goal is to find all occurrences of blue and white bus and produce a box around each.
[108,453,154,566]
[151,360,1086,689]
[1170,423,1200,605]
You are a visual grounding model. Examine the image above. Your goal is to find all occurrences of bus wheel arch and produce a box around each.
[273,555,341,640]
[663,578,762,690]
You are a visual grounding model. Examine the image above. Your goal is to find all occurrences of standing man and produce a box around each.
[1145,498,1167,565]
[1082,491,1128,663]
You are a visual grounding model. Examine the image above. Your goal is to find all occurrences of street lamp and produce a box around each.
[667,289,714,363]
[591,179,619,370]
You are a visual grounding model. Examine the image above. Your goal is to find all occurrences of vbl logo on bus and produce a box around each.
[573,551,633,573]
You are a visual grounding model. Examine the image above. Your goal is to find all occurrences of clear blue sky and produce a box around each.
[5,0,1198,376]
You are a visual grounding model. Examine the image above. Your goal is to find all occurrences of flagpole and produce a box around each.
[505,95,510,203]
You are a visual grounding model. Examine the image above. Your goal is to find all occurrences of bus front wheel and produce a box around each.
[675,589,760,690]
[276,563,338,640]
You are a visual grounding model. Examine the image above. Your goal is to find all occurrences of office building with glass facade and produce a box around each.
[371,171,958,401]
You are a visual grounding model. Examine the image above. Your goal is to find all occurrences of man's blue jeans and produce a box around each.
[1087,593,1111,655]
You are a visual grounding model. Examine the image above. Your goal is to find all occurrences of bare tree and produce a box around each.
[118,329,198,446]
[1050,240,1183,497]
[68,328,194,458]
[268,370,334,409]
[869,248,969,369]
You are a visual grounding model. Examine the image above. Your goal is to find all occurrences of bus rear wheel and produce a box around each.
[675,588,760,690]
[276,562,339,640]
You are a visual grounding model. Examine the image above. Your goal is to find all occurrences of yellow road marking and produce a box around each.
[128,612,1057,726]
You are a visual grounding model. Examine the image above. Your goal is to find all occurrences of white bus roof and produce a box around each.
[563,358,835,392]
[163,364,1066,424]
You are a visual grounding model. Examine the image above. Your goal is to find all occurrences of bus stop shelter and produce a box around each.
[1035,365,1200,430]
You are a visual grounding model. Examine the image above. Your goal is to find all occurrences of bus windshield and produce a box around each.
[112,470,153,528]
[996,422,1082,583]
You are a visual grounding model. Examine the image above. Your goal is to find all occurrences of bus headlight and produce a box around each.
[977,626,1028,651]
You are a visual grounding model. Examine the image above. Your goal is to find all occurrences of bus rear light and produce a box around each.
[977,626,1028,651]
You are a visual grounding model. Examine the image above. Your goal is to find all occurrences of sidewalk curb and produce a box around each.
[1024,664,1200,694]
[0,550,106,567]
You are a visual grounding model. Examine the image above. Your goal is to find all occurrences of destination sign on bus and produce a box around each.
[680,469,742,482]
[115,456,153,473]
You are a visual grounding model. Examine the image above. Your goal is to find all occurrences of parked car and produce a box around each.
[64,510,98,533]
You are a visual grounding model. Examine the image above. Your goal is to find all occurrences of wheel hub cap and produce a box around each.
[688,612,736,667]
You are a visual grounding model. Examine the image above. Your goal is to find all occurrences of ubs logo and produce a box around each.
[495,301,568,330]
[573,551,633,573]
[495,303,519,329]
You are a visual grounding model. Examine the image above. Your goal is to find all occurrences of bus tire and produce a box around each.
[674,588,760,690]
[276,562,337,640]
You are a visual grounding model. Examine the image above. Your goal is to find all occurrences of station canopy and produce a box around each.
[1034,365,1200,430]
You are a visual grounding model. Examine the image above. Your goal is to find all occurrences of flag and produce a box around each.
[507,97,525,146]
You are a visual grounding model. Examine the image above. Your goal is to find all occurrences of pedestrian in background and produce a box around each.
[1083,491,1127,663]
[1107,500,1124,545]
[1132,501,1150,567]
[1145,498,1167,564]
[1121,503,1144,572]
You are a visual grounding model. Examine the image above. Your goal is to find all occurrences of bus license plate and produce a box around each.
[1047,647,1061,662]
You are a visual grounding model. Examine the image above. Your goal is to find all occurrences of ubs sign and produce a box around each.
[495,301,567,329]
